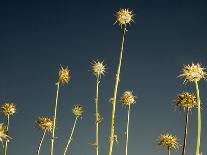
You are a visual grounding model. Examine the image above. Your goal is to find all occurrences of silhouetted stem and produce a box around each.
[181,109,189,155]
[37,131,46,155]
[125,105,131,155]
[108,27,127,155]
[4,115,10,155]
[95,77,100,155]
[50,82,60,155]
[194,80,201,155]
[63,117,78,155]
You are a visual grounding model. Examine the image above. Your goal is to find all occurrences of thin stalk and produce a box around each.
[63,117,78,155]
[168,147,170,155]
[37,131,46,155]
[194,80,201,155]
[4,115,10,155]
[125,105,131,155]
[95,76,100,155]
[50,82,60,155]
[181,109,189,155]
[108,27,127,155]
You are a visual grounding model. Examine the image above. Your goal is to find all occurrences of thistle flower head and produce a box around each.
[72,104,84,118]
[36,117,54,132]
[0,123,9,142]
[91,60,106,78]
[115,8,134,27]
[175,92,197,110]
[1,103,16,116]
[159,133,179,149]
[58,66,70,85]
[120,91,136,106]
[179,63,206,83]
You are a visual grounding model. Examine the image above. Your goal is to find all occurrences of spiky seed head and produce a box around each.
[115,8,134,27]
[175,92,197,110]
[179,63,206,83]
[0,123,9,142]
[91,60,106,78]
[72,104,84,118]
[58,66,70,85]
[36,117,54,132]
[1,103,16,116]
[120,91,136,106]
[159,133,179,149]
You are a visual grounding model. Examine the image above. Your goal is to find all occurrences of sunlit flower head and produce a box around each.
[175,92,197,110]
[159,133,179,149]
[179,63,206,83]
[72,104,84,118]
[0,123,9,142]
[58,66,70,85]
[36,116,54,132]
[91,60,106,78]
[114,8,135,27]
[120,91,136,106]
[1,103,16,116]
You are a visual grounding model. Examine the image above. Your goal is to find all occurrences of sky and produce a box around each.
[0,0,207,155]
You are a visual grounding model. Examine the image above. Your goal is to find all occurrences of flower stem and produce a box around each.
[194,80,201,155]
[108,27,127,155]
[4,115,10,155]
[63,117,78,155]
[50,82,60,155]
[95,76,100,155]
[181,109,189,155]
[125,105,131,155]
[168,147,170,155]
[37,131,46,155]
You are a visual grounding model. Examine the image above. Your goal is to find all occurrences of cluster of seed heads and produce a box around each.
[1,103,16,116]
[72,104,84,118]
[159,133,179,149]
[120,91,136,106]
[36,117,54,132]
[58,66,70,85]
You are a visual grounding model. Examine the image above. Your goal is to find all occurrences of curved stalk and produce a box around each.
[37,131,46,155]
[181,109,189,155]
[108,27,127,155]
[50,82,60,155]
[63,117,78,155]
[194,80,201,155]
[125,105,131,155]
[4,115,10,155]
[95,77,100,155]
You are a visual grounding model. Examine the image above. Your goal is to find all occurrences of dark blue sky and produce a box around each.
[0,0,207,155]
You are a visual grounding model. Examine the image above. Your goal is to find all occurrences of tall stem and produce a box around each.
[95,77,100,155]
[4,115,10,155]
[63,117,78,155]
[168,147,170,155]
[194,80,201,155]
[37,131,46,155]
[181,109,189,155]
[108,27,127,155]
[50,82,60,155]
[125,105,131,155]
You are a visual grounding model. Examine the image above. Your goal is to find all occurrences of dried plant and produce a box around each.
[0,123,10,148]
[179,63,206,155]
[108,8,135,155]
[50,66,70,155]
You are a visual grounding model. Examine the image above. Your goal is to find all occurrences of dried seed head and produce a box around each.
[91,60,106,78]
[159,133,179,149]
[120,91,136,106]
[179,63,206,83]
[1,103,16,116]
[72,104,84,118]
[115,8,134,27]
[36,117,54,132]
[175,92,197,110]
[58,66,70,85]
[0,123,9,142]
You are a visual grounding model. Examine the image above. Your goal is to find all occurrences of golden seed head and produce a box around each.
[120,91,136,106]
[72,104,84,118]
[159,133,179,149]
[1,103,16,116]
[179,63,206,83]
[115,8,134,27]
[175,92,197,110]
[58,66,70,85]
[36,117,54,132]
[0,123,9,142]
[91,60,106,78]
